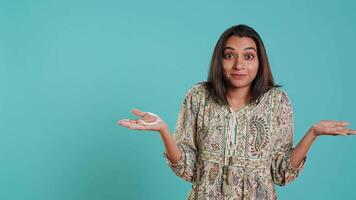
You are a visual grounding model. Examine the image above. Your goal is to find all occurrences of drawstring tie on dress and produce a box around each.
[222,110,237,196]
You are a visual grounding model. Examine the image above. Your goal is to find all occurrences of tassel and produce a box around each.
[227,166,233,185]
[222,179,232,196]
[222,165,233,196]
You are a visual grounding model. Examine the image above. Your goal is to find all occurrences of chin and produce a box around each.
[228,81,250,88]
[229,83,248,88]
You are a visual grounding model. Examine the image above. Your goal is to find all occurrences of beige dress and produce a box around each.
[163,82,307,200]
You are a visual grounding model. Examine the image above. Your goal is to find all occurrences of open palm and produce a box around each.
[117,109,167,131]
[312,120,356,136]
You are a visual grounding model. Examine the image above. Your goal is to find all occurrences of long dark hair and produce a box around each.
[205,24,281,106]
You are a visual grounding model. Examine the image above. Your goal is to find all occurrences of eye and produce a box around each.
[245,54,254,60]
[223,53,235,59]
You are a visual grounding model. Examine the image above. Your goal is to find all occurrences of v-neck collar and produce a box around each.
[225,88,273,116]
[227,103,251,114]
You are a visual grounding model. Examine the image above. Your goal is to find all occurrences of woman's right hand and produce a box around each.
[117,108,168,132]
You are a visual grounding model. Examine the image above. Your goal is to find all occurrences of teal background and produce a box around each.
[1,0,355,199]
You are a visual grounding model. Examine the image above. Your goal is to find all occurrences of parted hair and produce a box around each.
[205,24,281,106]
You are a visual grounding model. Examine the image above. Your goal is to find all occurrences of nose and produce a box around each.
[232,56,245,70]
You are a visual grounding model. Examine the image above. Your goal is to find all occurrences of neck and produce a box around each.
[226,86,251,104]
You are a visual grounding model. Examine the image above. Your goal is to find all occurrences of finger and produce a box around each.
[117,119,131,125]
[117,119,129,123]
[324,127,343,132]
[129,119,139,124]
[118,121,132,128]
[333,130,348,136]
[346,129,356,135]
[327,130,347,136]
[327,126,348,133]
[132,109,147,117]
[320,128,346,136]
[119,122,148,130]
[336,121,350,127]
[333,127,344,130]
[334,128,355,136]
[128,124,150,130]
[118,119,139,127]
[117,119,139,124]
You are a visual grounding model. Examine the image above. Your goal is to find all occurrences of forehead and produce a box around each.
[224,36,257,51]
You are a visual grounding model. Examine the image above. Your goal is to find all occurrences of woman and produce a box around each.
[118,24,356,199]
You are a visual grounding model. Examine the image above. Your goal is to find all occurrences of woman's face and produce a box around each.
[222,36,259,90]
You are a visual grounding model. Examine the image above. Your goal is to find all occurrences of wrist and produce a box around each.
[308,127,318,139]
[159,125,169,135]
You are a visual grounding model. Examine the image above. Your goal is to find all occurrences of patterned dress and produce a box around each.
[163,82,307,200]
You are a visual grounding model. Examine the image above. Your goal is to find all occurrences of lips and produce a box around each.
[231,74,246,79]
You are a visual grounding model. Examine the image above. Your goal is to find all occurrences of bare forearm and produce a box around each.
[159,127,182,164]
[290,128,317,168]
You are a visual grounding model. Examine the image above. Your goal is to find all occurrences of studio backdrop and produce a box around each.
[1,0,355,199]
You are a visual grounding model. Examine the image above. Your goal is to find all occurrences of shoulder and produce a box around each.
[185,81,208,99]
[191,81,208,92]
[178,82,208,114]
[268,87,293,114]
[269,87,291,103]
[180,82,209,112]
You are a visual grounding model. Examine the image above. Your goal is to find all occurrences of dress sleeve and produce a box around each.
[163,86,200,183]
[270,91,307,186]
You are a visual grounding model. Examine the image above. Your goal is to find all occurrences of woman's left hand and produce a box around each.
[311,120,356,137]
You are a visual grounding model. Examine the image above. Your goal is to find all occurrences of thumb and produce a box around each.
[132,108,147,117]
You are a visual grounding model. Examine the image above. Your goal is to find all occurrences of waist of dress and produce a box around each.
[199,150,270,168]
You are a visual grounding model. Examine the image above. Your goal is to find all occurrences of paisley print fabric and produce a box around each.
[163,82,307,200]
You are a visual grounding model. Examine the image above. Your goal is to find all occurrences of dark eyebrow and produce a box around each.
[223,46,256,52]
